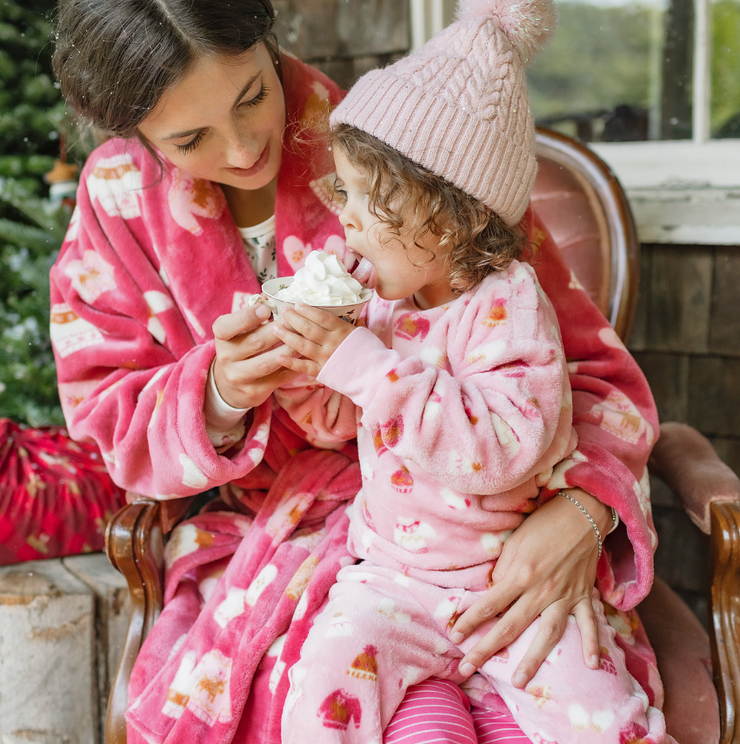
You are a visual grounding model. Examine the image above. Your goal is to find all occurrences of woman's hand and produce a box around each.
[212,303,302,408]
[272,303,356,377]
[451,488,612,688]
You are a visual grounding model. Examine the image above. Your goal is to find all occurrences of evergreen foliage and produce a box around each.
[0,0,69,426]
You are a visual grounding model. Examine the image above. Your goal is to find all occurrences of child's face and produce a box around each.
[333,147,455,310]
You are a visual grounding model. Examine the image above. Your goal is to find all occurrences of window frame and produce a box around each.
[409,0,740,245]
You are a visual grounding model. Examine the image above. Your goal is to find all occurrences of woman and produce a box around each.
[50,0,661,741]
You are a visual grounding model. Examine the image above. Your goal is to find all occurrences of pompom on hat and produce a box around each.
[330,0,557,226]
[456,0,558,64]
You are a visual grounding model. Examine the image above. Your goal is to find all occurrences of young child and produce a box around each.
[272,1,674,742]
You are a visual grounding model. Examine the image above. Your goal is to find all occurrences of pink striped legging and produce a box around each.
[384,678,531,744]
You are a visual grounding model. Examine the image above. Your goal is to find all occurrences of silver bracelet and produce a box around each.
[559,491,603,558]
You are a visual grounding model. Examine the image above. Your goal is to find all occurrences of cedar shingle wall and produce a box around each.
[274,0,409,91]
[631,244,740,627]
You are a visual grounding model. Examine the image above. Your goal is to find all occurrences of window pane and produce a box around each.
[527,0,694,142]
[712,0,740,137]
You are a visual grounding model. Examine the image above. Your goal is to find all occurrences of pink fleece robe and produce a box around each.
[49,56,660,744]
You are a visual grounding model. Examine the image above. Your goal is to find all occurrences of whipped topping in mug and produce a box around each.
[276,251,368,306]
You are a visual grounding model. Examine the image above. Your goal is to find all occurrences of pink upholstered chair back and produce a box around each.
[531,128,640,343]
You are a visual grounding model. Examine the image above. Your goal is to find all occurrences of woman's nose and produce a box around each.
[225,129,260,168]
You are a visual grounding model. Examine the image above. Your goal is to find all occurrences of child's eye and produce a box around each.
[239,84,269,109]
[333,184,348,202]
[175,131,204,155]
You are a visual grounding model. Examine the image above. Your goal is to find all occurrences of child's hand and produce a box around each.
[272,303,357,377]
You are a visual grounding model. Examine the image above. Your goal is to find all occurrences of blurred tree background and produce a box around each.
[527,0,669,141]
[528,2,659,121]
[0,0,70,426]
[712,0,740,137]
[527,0,740,142]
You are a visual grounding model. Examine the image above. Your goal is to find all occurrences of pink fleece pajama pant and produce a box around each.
[282,564,674,744]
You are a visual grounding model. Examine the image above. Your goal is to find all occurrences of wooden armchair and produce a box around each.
[104,127,740,744]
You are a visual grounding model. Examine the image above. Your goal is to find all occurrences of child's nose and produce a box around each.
[339,207,356,232]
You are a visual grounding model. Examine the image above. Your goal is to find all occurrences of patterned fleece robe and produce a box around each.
[49,56,660,744]
[278,264,673,744]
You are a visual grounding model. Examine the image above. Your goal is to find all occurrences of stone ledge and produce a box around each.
[0,555,129,744]
[64,554,129,744]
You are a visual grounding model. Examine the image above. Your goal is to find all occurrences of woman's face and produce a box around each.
[138,43,286,191]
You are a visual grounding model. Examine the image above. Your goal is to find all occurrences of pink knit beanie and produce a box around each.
[330,0,557,226]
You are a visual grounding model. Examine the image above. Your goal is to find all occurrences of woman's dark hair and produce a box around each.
[331,125,529,295]
[53,0,278,149]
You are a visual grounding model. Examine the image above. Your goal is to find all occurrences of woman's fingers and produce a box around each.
[212,303,271,341]
[255,363,302,391]
[214,313,283,373]
[508,601,570,688]
[214,343,299,408]
[447,493,606,687]
[231,320,283,359]
[211,305,329,408]
[236,358,301,401]
[506,596,600,688]
[450,581,518,644]
[454,590,596,687]
[454,591,539,677]
[573,592,601,669]
[277,353,320,377]
[224,343,286,382]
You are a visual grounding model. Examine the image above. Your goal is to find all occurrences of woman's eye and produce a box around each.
[175,131,204,155]
[240,84,269,109]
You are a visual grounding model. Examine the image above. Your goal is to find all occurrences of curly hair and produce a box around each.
[331,124,529,295]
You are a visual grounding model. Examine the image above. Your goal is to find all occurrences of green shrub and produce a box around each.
[0,0,70,426]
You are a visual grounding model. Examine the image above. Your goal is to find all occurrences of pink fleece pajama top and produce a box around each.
[310,261,577,588]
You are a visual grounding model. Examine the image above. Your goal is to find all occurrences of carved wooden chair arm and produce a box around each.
[710,501,740,744]
[104,499,164,744]
[103,492,197,744]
